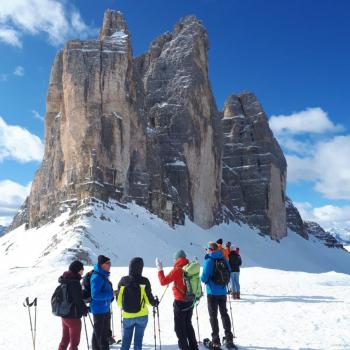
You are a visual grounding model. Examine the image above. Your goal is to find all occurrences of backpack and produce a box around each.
[122,279,145,313]
[82,270,94,301]
[182,261,202,303]
[51,283,72,317]
[211,258,230,286]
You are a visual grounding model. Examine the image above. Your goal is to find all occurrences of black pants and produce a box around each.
[92,312,111,350]
[173,300,198,350]
[207,295,233,344]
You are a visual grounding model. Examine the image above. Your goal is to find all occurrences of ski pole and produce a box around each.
[159,285,169,304]
[111,305,115,338]
[23,297,37,350]
[33,298,37,350]
[156,306,162,349]
[83,317,90,350]
[227,292,236,338]
[195,303,201,344]
[153,307,157,349]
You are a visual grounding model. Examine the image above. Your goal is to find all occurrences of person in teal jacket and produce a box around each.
[201,242,235,349]
[90,255,114,350]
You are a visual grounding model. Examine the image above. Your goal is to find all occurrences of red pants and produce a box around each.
[58,318,82,350]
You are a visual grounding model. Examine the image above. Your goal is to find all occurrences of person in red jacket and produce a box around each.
[156,250,198,350]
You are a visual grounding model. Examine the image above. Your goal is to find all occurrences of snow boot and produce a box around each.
[222,337,238,349]
[203,338,221,349]
[237,292,240,299]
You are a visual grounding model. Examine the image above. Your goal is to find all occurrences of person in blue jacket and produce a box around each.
[90,255,114,350]
[201,242,235,349]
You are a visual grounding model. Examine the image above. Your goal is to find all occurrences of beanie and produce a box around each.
[173,250,186,260]
[226,241,231,247]
[98,255,110,266]
[69,260,84,274]
[208,242,218,250]
[216,238,223,245]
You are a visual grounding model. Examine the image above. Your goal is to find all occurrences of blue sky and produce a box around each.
[0,0,349,228]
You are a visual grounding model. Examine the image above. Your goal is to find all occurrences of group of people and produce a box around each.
[55,238,242,350]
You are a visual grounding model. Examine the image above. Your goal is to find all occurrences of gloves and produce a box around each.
[155,257,163,271]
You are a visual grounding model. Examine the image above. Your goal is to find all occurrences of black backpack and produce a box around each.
[122,279,145,313]
[51,283,72,317]
[82,270,94,301]
[211,258,230,286]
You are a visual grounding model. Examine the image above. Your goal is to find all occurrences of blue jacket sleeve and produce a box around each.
[91,275,112,301]
[201,258,212,284]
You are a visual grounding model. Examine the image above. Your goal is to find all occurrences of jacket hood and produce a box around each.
[94,264,110,276]
[129,257,144,277]
[174,256,189,268]
[209,251,224,259]
[58,270,81,283]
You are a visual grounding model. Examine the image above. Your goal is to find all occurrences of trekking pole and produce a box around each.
[195,303,201,344]
[33,298,37,349]
[156,306,162,349]
[83,317,90,350]
[110,305,115,338]
[152,307,157,349]
[159,285,169,304]
[87,312,94,327]
[227,291,236,338]
[23,297,37,350]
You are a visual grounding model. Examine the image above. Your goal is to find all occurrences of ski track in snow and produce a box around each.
[0,200,350,349]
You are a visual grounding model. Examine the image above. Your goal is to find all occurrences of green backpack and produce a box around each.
[182,261,202,303]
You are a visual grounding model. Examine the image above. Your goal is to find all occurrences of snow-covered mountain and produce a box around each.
[328,227,350,252]
[1,199,349,274]
[0,199,350,349]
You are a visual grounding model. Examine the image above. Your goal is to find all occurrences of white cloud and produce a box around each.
[270,107,344,135]
[0,180,31,226]
[287,136,350,200]
[0,116,44,162]
[13,65,24,76]
[294,201,350,230]
[0,25,22,47]
[32,109,44,122]
[0,0,94,48]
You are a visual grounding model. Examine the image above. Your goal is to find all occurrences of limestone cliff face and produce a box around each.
[135,16,221,228]
[28,10,147,227]
[11,10,301,240]
[221,93,287,239]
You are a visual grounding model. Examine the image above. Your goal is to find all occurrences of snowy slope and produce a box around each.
[1,199,349,273]
[1,200,350,349]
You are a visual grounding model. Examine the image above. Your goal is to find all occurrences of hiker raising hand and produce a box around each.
[156,251,199,350]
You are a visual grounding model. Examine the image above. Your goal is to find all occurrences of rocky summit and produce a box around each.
[6,10,326,241]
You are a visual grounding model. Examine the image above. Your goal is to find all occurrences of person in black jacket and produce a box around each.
[228,247,242,299]
[58,260,88,350]
[116,257,158,350]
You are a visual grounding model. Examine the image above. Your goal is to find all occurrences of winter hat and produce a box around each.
[208,242,218,251]
[173,250,186,260]
[69,260,84,274]
[129,257,144,277]
[226,241,231,248]
[98,255,111,266]
[216,238,223,245]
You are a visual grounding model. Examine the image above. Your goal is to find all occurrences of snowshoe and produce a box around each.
[222,336,238,349]
[203,338,222,349]
[109,336,117,345]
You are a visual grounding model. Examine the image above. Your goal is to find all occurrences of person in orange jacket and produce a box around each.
[216,239,230,260]
[223,241,231,260]
[156,251,198,350]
